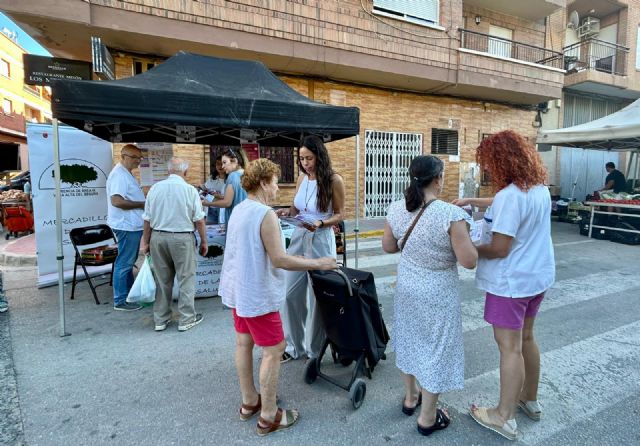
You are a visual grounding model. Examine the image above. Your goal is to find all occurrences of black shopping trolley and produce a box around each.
[305,267,389,409]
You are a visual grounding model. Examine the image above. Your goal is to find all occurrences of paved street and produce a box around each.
[1,221,639,445]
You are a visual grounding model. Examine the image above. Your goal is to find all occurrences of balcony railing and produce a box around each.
[563,39,629,76]
[0,112,26,134]
[460,29,563,69]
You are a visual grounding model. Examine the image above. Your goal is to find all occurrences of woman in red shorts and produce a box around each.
[468,131,555,441]
[218,158,336,437]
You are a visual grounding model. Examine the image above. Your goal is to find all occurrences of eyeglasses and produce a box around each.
[123,154,144,161]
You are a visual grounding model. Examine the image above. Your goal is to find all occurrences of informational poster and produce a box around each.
[137,143,173,186]
[27,124,113,286]
[194,226,225,297]
[242,142,260,162]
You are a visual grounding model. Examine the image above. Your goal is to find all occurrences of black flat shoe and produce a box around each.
[417,408,450,436]
[401,393,422,416]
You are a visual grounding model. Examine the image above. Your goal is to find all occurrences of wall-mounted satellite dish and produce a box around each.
[567,10,580,29]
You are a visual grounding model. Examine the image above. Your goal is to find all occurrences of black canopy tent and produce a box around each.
[49,52,361,336]
[52,51,359,146]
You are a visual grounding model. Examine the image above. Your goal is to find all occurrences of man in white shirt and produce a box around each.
[141,158,207,332]
[106,144,146,311]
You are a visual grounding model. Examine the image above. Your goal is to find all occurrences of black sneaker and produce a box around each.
[178,313,203,332]
[114,302,143,311]
[280,352,294,364]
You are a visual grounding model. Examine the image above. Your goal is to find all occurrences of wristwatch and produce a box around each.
[318,220,324,228]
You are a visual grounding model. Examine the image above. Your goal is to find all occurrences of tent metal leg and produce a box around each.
[53,119,70,337]
[354,134,360,268]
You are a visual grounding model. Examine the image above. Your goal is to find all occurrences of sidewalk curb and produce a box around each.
[346,230,384,239]
[0,251,37,267]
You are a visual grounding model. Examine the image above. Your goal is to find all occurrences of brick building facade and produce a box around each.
[4,0,638,213]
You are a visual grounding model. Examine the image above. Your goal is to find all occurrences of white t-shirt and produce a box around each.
[142,174,206,232]
[476,184,555,298]
[219,199,285,317]
[106,163,145,231]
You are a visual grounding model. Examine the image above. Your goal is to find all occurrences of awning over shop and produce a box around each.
[51,51,360,146]
[537,98,640,152]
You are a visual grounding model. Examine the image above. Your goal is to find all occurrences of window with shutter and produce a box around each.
[431,129,458,155]
[373,0,439,27]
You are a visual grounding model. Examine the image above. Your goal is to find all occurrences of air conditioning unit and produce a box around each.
[577,17,600,38]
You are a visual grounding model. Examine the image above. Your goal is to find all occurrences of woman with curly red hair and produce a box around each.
[467,130,555,441]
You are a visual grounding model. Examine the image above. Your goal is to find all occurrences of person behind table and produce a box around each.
[141,157,207,332]
[205,148,248,225]
[382,155,477,437]
[106,144,146,311]
[468,130,555,441]
[275,135,345,363]
[202,154,228,224]
[600,162,627,193]
[219,158,337,437]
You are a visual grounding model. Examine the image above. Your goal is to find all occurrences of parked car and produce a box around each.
[0,170,30,192]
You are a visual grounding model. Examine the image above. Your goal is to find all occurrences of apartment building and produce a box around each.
[0,27,51,171]
[1,0,572,216]
[542,0,640,200]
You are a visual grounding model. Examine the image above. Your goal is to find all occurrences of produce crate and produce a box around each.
[81,245,118,263]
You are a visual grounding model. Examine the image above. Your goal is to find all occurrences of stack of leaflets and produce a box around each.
[279,215,318,231]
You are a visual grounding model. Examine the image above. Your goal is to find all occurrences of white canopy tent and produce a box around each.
[537,98,640,189]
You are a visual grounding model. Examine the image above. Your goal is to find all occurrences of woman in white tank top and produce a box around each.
[275,135,346,361]
[219,159,336,436]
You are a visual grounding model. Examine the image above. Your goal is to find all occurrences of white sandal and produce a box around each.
[518,399,542,421]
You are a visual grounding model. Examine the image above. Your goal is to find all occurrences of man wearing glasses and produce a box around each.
[106,144,146,311]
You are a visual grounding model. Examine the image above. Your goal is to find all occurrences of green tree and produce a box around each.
[52,164,98,186]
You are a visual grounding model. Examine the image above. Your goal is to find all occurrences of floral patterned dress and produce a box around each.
[386,199,471,393]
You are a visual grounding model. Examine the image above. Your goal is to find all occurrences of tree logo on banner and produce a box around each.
[38,158,107,191]
[53,164,98,186]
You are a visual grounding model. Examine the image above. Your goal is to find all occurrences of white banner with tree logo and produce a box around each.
[27,123,113,286]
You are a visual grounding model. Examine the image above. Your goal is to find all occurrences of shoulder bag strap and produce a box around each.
[399,199,437,251]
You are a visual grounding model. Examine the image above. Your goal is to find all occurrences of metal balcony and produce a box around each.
[563,39,629,76]
[460,29,564,70]
[0,112,26,135]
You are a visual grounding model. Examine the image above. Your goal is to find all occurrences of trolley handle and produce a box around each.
[331,268,353,298]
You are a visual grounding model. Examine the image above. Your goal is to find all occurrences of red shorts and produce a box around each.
[232,309,284,347]
[484,292,545,330]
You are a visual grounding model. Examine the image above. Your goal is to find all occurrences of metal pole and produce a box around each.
[53,119,68,337]
[354,134,360,268]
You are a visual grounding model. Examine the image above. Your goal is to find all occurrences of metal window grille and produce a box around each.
[431,129,458,155]
[364,130,422,218]
[260,147,296,183]
[209,145,296,183]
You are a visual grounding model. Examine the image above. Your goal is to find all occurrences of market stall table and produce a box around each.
[194,221,296,298]
[584,201,640,238]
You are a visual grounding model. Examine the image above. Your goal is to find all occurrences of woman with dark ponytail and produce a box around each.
[382,155,477,437]
[275,135,345,362]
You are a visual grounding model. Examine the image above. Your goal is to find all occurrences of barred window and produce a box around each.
[209,145,296,184]
[431,129,458,155]
[260,147,296,183]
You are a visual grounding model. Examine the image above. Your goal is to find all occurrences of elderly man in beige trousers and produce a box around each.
[141,157,207,332]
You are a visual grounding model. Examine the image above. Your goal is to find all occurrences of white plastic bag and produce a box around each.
[126,256,156,304]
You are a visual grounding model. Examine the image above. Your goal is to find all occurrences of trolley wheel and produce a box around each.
[339,356,353,367]
[349,378,367,409]
[304,357,319,384]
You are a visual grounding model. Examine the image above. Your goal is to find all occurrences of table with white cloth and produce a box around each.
[193,221,296,297]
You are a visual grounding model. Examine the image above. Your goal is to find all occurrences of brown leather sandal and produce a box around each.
[256,408,299,436]
[239,395,261,421]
